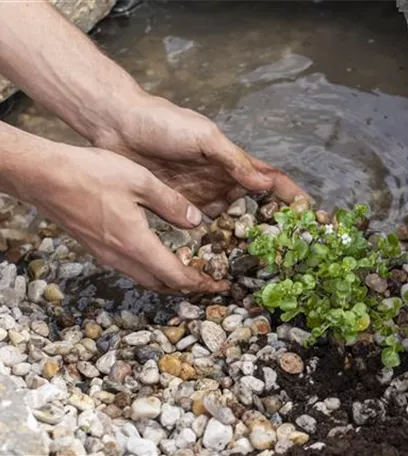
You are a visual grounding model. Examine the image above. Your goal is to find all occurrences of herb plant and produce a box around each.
[248,204,407,368]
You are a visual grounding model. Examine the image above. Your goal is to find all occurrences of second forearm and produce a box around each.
[0,1,143,144]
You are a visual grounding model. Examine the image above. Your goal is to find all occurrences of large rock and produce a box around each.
[0,375,50,455]
[0,0,116,103]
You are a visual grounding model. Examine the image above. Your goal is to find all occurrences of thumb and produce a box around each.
[139,170,203,229]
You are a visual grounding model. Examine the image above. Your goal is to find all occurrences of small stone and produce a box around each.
[250,316,271,335]
[163,326,186,344]
[206,305,228,324]
[43,360,60,379]
[27,280,47,302]
[179,363,196,381]
[43,341,74,356]
[365,273,388,294]
[78,361,100,378]
[31,320,50,337]
[295,415,316,434]
[228,198,246,217]
[175,428,196,449]
[84,322,102,340]
[279,352,304,374]
[28,259,49,280]
[241,376,265,394]
[203,395,236,425]
[0,263,16,289]
[69,391,95,411]
[160,228,191,251]
[59,262,84,279]
[289,431,309,446]
[0,345,26,366]
[131,396,162,420]
[222,314,243,332]
[202,418,233,451]
[397,224,408,241]
[248,420,276,450]
[289,328,311,345]
[324,397,341,411]
[12,362,31,376]
[205,253,229,281]
[160,403,183,429]
[218,213,235,230]
[0,314,15,330]
[263,396,282,415]
[0,328,7,342]
[176,335,198,351]
[275,439,294,454]
[176,246,193,266]
[96,351,117,375]
[33,403,65,425]
[276,423,296,441]
[123,330,152,346]
[38,237,54,252]
[135,346,163,364]
[230,254,259,276]
[44,283,64,302]
[290,196,309,215]
[201,321,226,353]
[140,360,160,385]
[235,214,256,239]
[260,201,279,221]
[158,354,182,377]
[127,437,158,456]
[177,301,201,320]
[352,399,386,425]
[262,367,279,391]
[227,327,252,344]
[315,210,329,224]
[26,383,67,409]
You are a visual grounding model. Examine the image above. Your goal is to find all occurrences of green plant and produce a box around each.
[248,204,407,368]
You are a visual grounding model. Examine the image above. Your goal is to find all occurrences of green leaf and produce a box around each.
[342,257,357,271]
[352,302,367,316]
[381,348,401,368]
[279,298,298,311]
[301,211,316,226]
[328,263,341,277]
[281,308,301,322]
[335,280,351,297]
[292,282,304,295]
[336,208,354,228]
[301,274,316,290]
[283,251,297,268]
[356,312,370,331]
[294,238,309,260]
[313,244,329,257]
[262,283,279,308]
[274,212,288,225]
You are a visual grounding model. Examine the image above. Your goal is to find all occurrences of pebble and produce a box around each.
[289,431,310,446]
[12,362,31,376]
[228,198,246,217]
[31,320,50,337]
[295,414,317,434]
[127,437,158,456]
[222,314,244,332]
[59,262,84,279]
[131,397,162,420]
[123,330,152,346]
[84,322,102,339]
[163,326,185,344]
[279,352,304,374]
[140,360,160,385]
[365,273,388,294]
[96,350,117,375]
[175,428,196,449]
[160,403,183,429]
[206,305,228,323]
[248,420,276,450]
[158,354,182,377]
[28,259,49,280]
[324,397,341,411]
[27,279,47,302]
[201,321,226,352]
[276,423,296,441]
[202,418,233,451]
[241,376,265,394]
[352,399,386,425]
[176,335,198,351]
[44,283,64,302]
[0,314,15,330]
[289,328,311,345]
[0,328,7,342]
[231,437,254,455]
[33,403,65,425]
[206,253,229,281]
[69,391,95,411]
[235,214,256,239]
[0,345,26,366]
[78,361,100,378]
[177,301,201,320]
[43,360,60,379]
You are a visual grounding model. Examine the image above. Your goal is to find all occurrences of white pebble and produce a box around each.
[202,418,233,451]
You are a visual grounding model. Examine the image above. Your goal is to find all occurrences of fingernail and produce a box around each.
[186,205,202,226]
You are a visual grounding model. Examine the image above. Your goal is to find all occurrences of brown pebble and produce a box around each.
[279,352,304,374]
[103,404,122,419]
[248,307,265,318]
[163,325,186,344]
[189,257,207,273]
[315,210,330,225]
[180,362,196,380]
[260,201,279,221]
[391,269,408,283]
[192,392,208,416]
[57,312,76,329]
[43,360,60,379]
[108,361,132,384]
[114,391,132,408]
[230,283,248,303]
[250,316,271,335]
[206,305,228,324]
[290,196,309,215]
[365,273,388,294]
[176,246,193,266]
[397,225,408,241]
[218,213,235,230]
[205,253,229,281]
[84,322,102,340]
[158,354,182,377]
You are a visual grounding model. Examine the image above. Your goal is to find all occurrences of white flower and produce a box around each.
[341,234,352,245]
[324,224,334,235]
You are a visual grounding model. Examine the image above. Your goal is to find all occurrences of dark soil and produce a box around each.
[280,344,408,456]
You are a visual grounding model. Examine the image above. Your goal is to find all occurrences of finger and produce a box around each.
[138,170,203,229]
[249,156,311,203]
[129,229,230,293]
[203,130,309,203]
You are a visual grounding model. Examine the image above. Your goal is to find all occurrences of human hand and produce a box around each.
[96,93,309,217]
[30,144,230,294]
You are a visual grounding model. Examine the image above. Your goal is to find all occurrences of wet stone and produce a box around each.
[279,352,304,374]
[365,273,388,294]
[230,254,259,276]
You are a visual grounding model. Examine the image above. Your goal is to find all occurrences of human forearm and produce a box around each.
[0,1,143,144]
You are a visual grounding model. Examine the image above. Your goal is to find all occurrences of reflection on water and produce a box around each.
[5,1,408,232]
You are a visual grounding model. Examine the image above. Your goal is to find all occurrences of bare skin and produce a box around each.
[0,1,308,293]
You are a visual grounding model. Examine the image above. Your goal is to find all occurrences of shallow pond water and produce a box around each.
[6,1,408,233]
